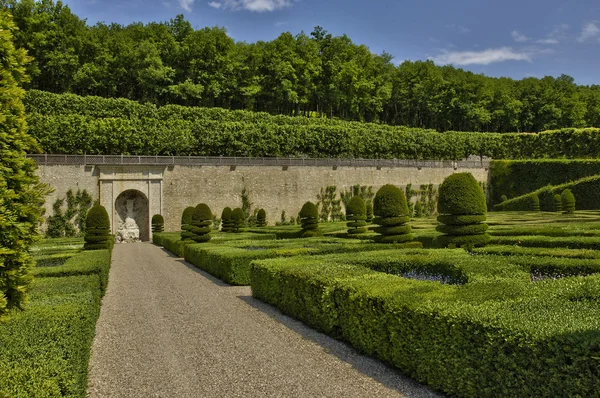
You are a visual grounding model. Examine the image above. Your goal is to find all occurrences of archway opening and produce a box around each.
[114,189,149,242]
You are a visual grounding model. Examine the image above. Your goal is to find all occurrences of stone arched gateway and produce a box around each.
[98,165,164,242]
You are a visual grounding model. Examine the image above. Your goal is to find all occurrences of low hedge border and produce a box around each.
[489,235,600,250]
[153,231,278,257]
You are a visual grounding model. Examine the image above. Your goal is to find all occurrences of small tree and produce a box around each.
[256,208,267,227]
[553,194,562,212]
[180,206,195,240]
[436,172,489,248]
[84,205,111,250]
[299,201,321,237]
[529,193,540,211]
[373,184,413,243]
[220,207,233,232]
[561,189,575,214]
[190,203,212,243]
[151,214,164,233]
[346,196,367,235]
[231,207,245,233]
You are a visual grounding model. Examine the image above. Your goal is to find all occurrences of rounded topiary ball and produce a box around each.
[374,184,408,218]
[346,196,367,235]
[299,201,320,237]
[553,194,562,212]
[257,208,267,227]
[221,207,233,232]
[191,203,212,242]
[561,189,575,214]
[151,214,164,233]
[84,205,111,250]
[436,172,489,248]
[231,207,245,232]
[180,206,195,240]
[437,172,486,216]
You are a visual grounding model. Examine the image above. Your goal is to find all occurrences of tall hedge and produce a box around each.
[220,207,233,232]
[84,205,111,250]
[372,184,413,243]
[180,206,195,240]
[346,196,367,235]
[256,208,267,227]
[561,189,576,213]
[299,202,321,237]
[436,173,489,248]
[231,208,245,233]
[190,203,212,243]
[0,12,49,318]
[151,214,164,233]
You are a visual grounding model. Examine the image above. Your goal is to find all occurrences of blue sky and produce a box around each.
[64,0,600,85]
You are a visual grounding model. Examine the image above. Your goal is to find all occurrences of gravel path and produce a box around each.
[87,243,442,398]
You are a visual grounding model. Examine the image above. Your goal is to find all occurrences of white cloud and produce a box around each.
[537,38,559,44]
[178,0,194,11]
[207,0,294,12]
[446,24,470,34]
[511,30,530,42]
[578,22,600,42]
[432,47,532,66]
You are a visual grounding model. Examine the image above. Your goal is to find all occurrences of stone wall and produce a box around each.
[36,163,490,236]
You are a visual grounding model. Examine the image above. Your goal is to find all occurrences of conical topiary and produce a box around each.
[346,196,367,235]
[553,194,562,212]
[299,201,321,237]
[436,172,489,248]
[180,206,195,240]
[151,214,164,233]
[561,189,575,214]
[84,205,111,250]
[231,207,245,233]
[373,184,413,243]
[190,203,212,243]
[257,208,267,227]
[220,207,233,232]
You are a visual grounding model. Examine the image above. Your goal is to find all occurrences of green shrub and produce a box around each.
[373,184,413,243]
[84,205,111,250]
[436,173,489,248]
[500,194,508,202]
[562,189,575,213]
[180,206,195,240]
[299,201,321,237]
[346,196,367,235]
[256,208,267,227]
[365,201,373,223]
[414,201,423,217]
[151,214,164,233]
[190,203,212,243]
[220,207,233,232]
[529,193,540,211]
[231,207,245,233]
[553,194,562,212]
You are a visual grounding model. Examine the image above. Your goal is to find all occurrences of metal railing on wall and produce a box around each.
[26,154,490,169]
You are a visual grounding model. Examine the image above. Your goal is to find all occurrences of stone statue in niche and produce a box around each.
[116,198,140,243]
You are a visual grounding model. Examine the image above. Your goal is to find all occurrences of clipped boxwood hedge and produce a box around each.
[84,205,111,250]
[151,214,164,233]
[190,203,212,243]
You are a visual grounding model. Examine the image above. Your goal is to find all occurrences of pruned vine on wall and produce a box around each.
[46,189,93,237]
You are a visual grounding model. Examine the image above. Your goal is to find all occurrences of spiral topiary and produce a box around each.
[365,201,373,223]
[436,172,489,248]
[299,201,321,237]
[231,207,245,233]
[180,206,195,240]
[561,189,575,214]
[346,196,367,235]
[553,194,562,212]
[190,203,212,243]
[220,207,233,232]
[84,205,111,250]
[151,214,164,233]
[373,184,413,243]
[529,193,540,211]
[257,208,267,227]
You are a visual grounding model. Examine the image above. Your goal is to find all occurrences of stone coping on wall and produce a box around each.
[27,154,489,169]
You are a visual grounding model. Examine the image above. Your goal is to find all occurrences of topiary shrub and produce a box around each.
[190,203,212,243]
[561,189,575,214]
[151,214,164,233]
[257,208,267,227]
[231,207,245,233]
[299,201,321,237]
[220,207,233,232]
[553,194,562,212]
[529,193,540,211]
[346,196,367,235]
[436,172,490,248]
[180,206,195,240]
[414,201,424,218]
[365,201,373,223]
[500,195,508,202]
[373,184,413,243]
[84,205,111,250]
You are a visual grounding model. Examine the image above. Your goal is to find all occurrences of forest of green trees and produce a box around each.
[2,0,600,133]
